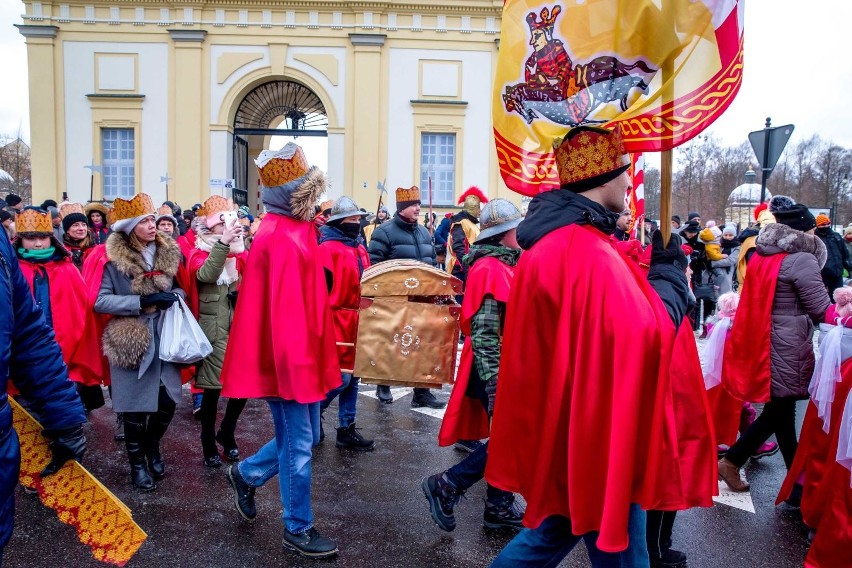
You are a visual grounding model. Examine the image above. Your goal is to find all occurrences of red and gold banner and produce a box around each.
[12,398,147,566]
[494,0,745,196]
[627,153,645,239]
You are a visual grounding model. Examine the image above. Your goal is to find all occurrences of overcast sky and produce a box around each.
[1,1,850,155]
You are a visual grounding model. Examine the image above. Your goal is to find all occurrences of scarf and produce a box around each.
[517,189,620,250]
[462,244,521,269]
[19,246,56,261]
[195,233,243,286]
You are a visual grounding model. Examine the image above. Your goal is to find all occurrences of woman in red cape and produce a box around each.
[485,127,714,567]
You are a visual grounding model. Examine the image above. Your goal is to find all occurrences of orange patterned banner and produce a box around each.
[12,398,147,566]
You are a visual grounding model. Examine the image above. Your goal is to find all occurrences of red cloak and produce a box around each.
[485,224,715,553]
[805,460,852,567]
[439,255,514,447]
[19,257,93,386]
[706,386,744,447]
[723,252,787,403]
[183,246,249,319]
[318,239,370,372]
[73,245,111,386]
[220,213,341,403]
[176,228,196,259]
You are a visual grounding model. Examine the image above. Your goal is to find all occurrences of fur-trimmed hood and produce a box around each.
[105,231,182,295]
[756,222,827,268]
[262,167,326,221]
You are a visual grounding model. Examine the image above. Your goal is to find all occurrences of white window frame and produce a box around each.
[102,128,136,200]
[419,133,456,206]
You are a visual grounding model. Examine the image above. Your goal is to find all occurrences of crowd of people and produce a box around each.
[1,128,852,567]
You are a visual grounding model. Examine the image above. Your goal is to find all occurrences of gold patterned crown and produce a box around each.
[17,208,53,234]
[553,127,630,189]
[59,202,84,219]
[319,200,334,213]
[157,204,174,217]
[396,186,421,204]
[198,195,235,219]
[255,143,310,188]
[111,193,155,223]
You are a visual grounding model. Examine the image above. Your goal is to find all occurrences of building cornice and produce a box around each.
[15,24,59,38]
[349,33,386,46]
[168,29,207,42]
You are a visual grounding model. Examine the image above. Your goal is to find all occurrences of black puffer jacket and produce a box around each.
[816,226,852,283]
[368,213,437,266]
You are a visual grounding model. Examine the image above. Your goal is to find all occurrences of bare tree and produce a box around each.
[0,127,32,205]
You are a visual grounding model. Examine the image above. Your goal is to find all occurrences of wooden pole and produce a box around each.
[660,150,673,244]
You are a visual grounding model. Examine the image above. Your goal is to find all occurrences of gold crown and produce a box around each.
[553,127,630,188]
[395,186,421,203]
[59,202,84,219]
[198,195,235,218]
[157,204,173,217]
[111,193,155,223]
[17,208,53,234]
[256,144,310,188]
[106,207,117,226]
[319,200,334,212]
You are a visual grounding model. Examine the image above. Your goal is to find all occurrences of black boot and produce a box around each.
[483,493,525,530]
[336,423,375,451]
[114,412,125,441]
[124,414,156,492]
[421,473,463,532]
[216,397,246,462]
[145,392,176,481]
[412,388,446,409]
[647,510,686,567]
[376,385,393,404]
[200,389,222,467]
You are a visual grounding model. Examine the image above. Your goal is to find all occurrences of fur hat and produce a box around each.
[834,287,852,319]
[816,213,831,227]
[769,195,816,233]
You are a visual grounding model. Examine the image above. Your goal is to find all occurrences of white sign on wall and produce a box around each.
[209,178,235,197]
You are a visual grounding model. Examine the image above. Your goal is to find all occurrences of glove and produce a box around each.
[140,292,178,310]
[650,231,688,274]
[485,379,498,416]
[41,425,86,476]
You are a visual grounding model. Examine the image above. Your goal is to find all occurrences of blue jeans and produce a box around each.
[237,400,320,534]
[320,373,359,428]
[490,505,649,568]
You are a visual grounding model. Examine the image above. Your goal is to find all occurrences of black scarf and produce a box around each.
[517,189,619,250]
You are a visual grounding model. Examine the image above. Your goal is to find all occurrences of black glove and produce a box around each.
[485,379,498,416]
[140,292,178,310]
[41,425,86,476]
[650,231,688,273]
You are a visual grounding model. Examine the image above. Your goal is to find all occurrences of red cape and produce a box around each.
[73,245,111,386]
[183,246,249,319]
[176,228,196,260]
[778,358,852,527]
[220,213,341,402]
[723,252,786,403]
[19,257,93,385]
[805,459,852,567]
[485,224,714,553]
[439,255,514,447]
[318,239,370,372]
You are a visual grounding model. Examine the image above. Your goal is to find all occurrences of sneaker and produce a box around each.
[483,495,524,530]
[421,473,463,532]
[376,385,393,404]
[751,441,779,460]
[454,440,483,453]
[282,528,339,559]
[336,423,375,451]
[192,393,203,419]
[226,465,256,521]
[411,389,446,409]
[114,413,125,442]
[650,548,688,568]
[204,455,223,468]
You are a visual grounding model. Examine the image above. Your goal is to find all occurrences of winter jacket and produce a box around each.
[0,235,86,549]
[368,213,437,266]
[756,223,831,399]
[710,240,740,295]
[816,226,852,289]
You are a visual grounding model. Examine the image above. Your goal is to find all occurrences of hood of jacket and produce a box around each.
[756,222,827,268]
[517,189,619,250]
[262,167,326,222]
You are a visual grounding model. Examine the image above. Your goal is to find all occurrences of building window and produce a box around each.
[102,128,135,199]
[419,133,455,206]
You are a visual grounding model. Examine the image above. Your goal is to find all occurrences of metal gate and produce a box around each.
[232,135,249,206]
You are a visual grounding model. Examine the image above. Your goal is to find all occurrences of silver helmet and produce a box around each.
[475,198,523,242]
[326,195,367,223]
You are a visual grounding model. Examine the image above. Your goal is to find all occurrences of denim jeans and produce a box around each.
[490,505,649,568]
[320,373,359,428]
[237,400,320,534]
[445,441,511,502]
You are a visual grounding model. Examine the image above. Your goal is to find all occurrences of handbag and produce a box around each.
[693,283,718,302]
[159,296,213,364]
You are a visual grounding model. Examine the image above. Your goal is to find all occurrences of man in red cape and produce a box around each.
[220,143,341,559]
[485,126,715,566]
[423,198,524,533]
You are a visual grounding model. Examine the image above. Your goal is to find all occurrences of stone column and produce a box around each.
[169,30,206,206]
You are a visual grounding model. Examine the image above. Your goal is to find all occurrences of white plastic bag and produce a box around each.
[159,296,213,364]
[809,322,844,433]
[701,316,731,390]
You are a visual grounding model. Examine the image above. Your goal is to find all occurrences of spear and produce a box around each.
[83,162,103,202]
[373,179,387,228]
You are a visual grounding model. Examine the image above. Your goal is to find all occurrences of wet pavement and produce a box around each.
[7,382,812,568]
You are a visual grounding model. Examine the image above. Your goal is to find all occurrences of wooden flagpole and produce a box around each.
[660,53,675,246]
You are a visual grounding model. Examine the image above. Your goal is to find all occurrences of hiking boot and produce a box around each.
[114,413,125,441]
[411,389,446,409]
[215,430,240,462]
[454,440,483,453]
[751,441,779,460]
[376,385,393,404]
[226,465,256,521]
[282,528,339,559]
[483,495,524,530]
[421,473,463,532]
[204,455,223,468]
[650,548,688,568]
[336,423,375,451]
[718,458,749,492]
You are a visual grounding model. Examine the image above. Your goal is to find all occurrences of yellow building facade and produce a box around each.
[18,0,513,214]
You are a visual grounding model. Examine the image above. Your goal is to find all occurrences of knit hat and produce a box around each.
[457,186,489,218]
[769,195,817,233]
[62,212,88,233]
[47,206,60,220]
[41,200,58,210]
[687,211,701,221]
[395,186,421,212]
[671,215,681,226]
[699,226,722,244]
[4,193,21,207]
[553,126,630,192]
[844,224,852,238]
[816,213,831,227]
[0,210,11,224]
[722,223,737,236]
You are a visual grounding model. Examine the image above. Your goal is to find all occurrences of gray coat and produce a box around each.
[95,232,184,413]
[756,223,831,399]
[710,244,740,295]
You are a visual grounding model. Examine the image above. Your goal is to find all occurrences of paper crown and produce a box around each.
[396,186,421,203]
[157,204,174,217]
[111,193,155,223]
[255,143,310,188]
[553,127,630,188]
[197,195,234,219]
[527,6,561,32]
[17,208,53,234]
[319,200,334,213]
[59,202,84,219]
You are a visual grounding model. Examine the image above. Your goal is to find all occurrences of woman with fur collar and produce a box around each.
[720,196,831,496]
[93,193,184,492]
[184,197,249,468]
